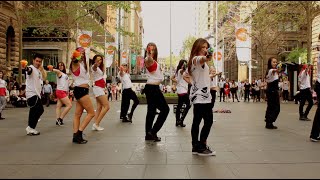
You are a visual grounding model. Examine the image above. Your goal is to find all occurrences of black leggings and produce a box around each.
[144,84,170,135]
[244,90,250,101]
[311,81,320,138]
[265,89,280,124]
[210,89,216,109]
[282,90,289,101]
[176,93,191,122]
[120,88,140,118]
[27,95,44,129]
[191,103,213,146]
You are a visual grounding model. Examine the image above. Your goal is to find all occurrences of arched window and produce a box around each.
[6,26,15,66]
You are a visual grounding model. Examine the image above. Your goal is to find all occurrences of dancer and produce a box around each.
[69,47,95,144]
[298,64,313,121]
[0,71,7,120]
[310,49,320,141]
[49,62,72,126]
[90,55,110,130]
[264,57,280,129]
[185,38,215,156]
[144,42,169,142]
[118,63,139,123]
[25,53,47,135]
[172,59,191,127]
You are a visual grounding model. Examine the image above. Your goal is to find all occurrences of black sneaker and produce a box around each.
[299,116,306,121]
[56,119,61,126]
[310,136,320,142]
[145,131,161,142]
[60,119,64,125]
[197,145,216,156]
[192,148,198,155]
[122,117,132,123]
[128,114,133,122]
[265,124,278,129]
[72,133,88,144]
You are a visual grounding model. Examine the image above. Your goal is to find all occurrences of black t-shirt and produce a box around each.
[244,83,251,90]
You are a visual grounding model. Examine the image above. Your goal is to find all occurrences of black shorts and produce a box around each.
[74,86,89,100]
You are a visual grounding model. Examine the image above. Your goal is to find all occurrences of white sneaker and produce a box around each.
[26,126,40,136]
[92,123,104,131]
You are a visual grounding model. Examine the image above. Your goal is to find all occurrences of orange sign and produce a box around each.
[236,28,248,41]
[214,51,222,61]
[107,45,115,55]
[79,34,91,47]
[122,52,127,59]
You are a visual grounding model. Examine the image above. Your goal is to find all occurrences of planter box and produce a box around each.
[137,95,178,104]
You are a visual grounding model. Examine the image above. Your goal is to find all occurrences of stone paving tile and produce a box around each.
[1,100,320,178]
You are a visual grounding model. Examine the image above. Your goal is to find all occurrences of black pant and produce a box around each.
[283,90,289,101]
[27,95,44,129]
[299,88,313,117]
[210,89,216,109]
[219,88,225,102]
[265,89,280,124]
[176,93,191,122]
[108,91,112,101]
[145,84,170,135]
[244,89,250,102]
[311,82,320,138]
[44,93,50,106]
[120,88,139,118]
[255,90,260,102]
[231,89,238,102]
[191,103,213,146]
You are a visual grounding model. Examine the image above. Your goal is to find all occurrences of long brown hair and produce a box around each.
[144,42,158,62]
[91,55,104,72]
[187,38,209,76]
[57,62,66,74]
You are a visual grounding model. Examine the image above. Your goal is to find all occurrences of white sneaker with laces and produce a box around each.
[26,126,40,136]
[92,123,104,131]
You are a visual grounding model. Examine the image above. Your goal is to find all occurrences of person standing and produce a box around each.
[69,47,95,144]
[43,80,53,107]
[218,78,225,102]
[171,59,191,127]
[185,38,215,156]
[144,42,169,142]
[298,64,313,121]
[282,77,290,103]
[265,57,280,129]
[244,80,251,102]
[118,63,139,123]
[230,80,240,102]
[49,62,72,126]
[310,49,320,141]
[0,71,7,120]
[24,53,47,135]
[90,55,110,131]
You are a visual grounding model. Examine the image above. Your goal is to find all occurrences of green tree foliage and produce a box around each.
[179,36,197,60]
[286,48,307,64]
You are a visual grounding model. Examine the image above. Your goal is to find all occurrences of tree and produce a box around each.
[18,1,134,67]
[286,48,307,64]
[179,36,197,60]
[297,2,320,63]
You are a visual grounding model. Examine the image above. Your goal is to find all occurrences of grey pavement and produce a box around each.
[1,97,320,179]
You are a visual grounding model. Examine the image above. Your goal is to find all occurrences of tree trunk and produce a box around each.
[306,4,312,64]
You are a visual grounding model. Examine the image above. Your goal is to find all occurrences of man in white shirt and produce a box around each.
[218,78,225,102]
[298,64,313,121]
[25,53,47,136]
[43,80,52,107]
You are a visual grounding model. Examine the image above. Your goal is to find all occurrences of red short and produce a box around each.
[56,90,68,99]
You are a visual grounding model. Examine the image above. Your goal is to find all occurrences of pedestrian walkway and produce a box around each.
[0,100,320,178]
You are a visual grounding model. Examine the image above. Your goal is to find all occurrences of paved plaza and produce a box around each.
[1,98,320,179]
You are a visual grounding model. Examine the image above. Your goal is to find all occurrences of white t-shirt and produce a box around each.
[56,73,69,92]
[91,66,104,82]
[266,69,278,83]
[71,62,90,87]
[298,70,311,89]
[210,76,217,88]
[118,72,132,89]
[146,61,164,84]
[218,80,225,88]
[26,65,43,99]
[189,56,211,104]
[176,69,188,94]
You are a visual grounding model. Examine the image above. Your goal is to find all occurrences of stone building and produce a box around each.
[0,1,21,78]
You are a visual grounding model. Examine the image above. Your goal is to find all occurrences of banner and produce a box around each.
[235,23,251,62]
[77,30,92,68]
[214,50,223,73]
[121,50,128,64]
[105,43,116,68]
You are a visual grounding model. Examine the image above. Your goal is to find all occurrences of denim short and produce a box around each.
[74,86,89,100]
